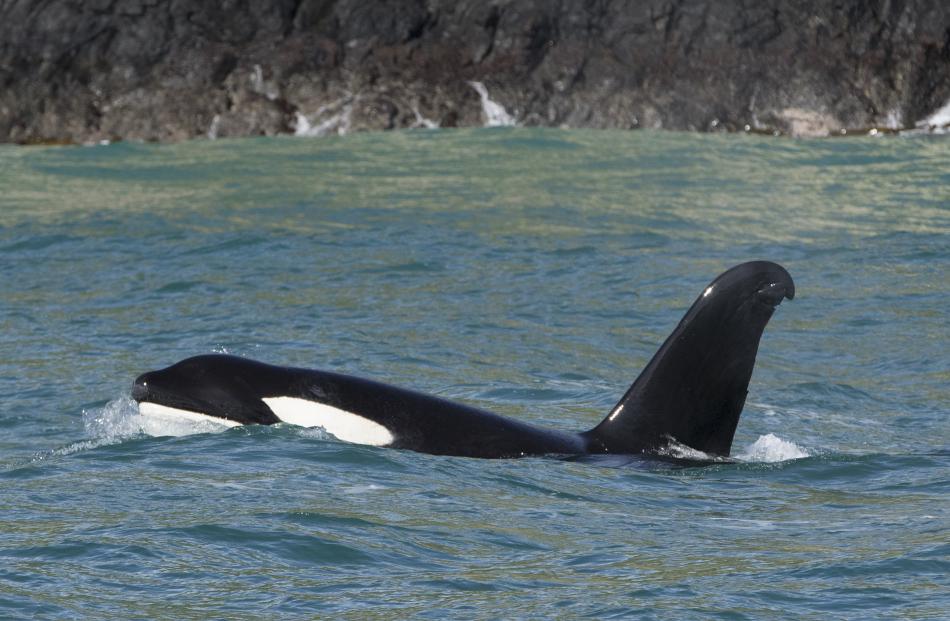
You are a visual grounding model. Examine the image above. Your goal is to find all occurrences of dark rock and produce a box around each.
[1,0,948,143]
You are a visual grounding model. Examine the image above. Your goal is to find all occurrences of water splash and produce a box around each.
[411,104,439,129]
[207,114,221,140]
[249,64,279,101]
[915,99,950,132]
[294,98,353,137]
[655,434,809,463]
[736,433,810,462]
[298,426,335,441]
[31,438,117,461]
[655,439,724,462]
[83,396,234,440]
[28,398,146,462]
[885,108,903,130]
[468,81,516,127]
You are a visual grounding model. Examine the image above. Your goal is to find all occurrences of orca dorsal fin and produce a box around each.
[585,261,794,457]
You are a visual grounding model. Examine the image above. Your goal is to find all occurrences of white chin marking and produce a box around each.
[137,402,242,428]
[262,396,394,447]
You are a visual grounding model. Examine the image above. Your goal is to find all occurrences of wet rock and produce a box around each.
[1,0,948,143]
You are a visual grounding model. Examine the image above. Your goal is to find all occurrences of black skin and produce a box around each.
[132,261,794,459]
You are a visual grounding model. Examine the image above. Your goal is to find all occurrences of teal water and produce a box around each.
[1,129,947,619]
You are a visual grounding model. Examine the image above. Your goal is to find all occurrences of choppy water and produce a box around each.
[1,129,948,619]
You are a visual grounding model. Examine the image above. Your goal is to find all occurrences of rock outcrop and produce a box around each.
[1,0,948,143]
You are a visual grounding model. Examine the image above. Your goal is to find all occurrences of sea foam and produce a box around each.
[736,433,810,462]
[655,433,808,463]
[469,81,516,127]
[916,99,950,130]
[294,98,354,137]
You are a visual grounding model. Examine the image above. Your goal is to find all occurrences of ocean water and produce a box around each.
[0,128,947,619]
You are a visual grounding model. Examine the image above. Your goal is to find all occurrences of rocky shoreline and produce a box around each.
[1,0,949,144]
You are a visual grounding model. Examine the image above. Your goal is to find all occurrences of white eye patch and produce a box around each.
[262,397,394,447]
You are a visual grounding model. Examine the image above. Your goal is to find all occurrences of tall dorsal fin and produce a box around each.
[585,261,794,457]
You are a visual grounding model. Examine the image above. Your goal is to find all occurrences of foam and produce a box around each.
[655,433,809,463]
[916,100,950,130]
[735,433,810,462]
[294,98,354,137]
[468,81,516,127]
[411,104,439,129]
[207,114,221,140]
[655,438,724,462]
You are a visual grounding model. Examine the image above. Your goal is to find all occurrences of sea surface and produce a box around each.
[0,128,947,619]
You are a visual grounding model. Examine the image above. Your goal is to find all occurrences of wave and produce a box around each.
[735,433,810,462]
[658,433,810,463]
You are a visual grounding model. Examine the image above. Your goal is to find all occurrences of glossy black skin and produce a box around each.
[132,261,794,459]
[134,355,585,458]
[587,260,795,456]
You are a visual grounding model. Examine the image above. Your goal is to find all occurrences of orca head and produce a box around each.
[131,354,283,425]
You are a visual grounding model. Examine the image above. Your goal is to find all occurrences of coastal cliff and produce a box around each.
[1,0,948,143]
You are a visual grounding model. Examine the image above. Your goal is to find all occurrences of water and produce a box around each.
[1,128,947,619]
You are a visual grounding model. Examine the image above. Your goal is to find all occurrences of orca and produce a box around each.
[131,261,794,459]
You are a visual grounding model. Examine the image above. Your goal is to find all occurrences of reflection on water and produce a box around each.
[2,130,947,240]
